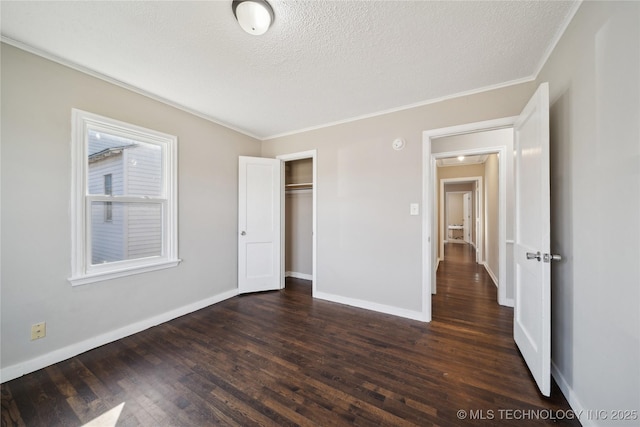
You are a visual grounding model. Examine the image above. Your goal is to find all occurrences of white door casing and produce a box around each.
[277,149,317,295]
[424,117,515,316]
[475,182,481,263]
[238,156,282,294]
[438,177,484,278]
[463,192,472,243]
[513,82,552,396]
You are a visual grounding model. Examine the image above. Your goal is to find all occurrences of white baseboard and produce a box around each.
[314,291,427,322]
[482,263,514,307]
[551,360,590,426]
[0,288,238,384]
[483,262,499,288]
[285,271,313,281]
[502,297,514,308]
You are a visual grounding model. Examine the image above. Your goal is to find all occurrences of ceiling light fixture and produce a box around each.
[457,155,465,161]
[232,0,274,35]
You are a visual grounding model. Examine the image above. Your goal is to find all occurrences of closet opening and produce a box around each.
[277,150,317,294]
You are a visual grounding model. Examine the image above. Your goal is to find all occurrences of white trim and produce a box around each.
[440,177,483,268]
[1,36,262,141]
[423,117,517,314]
[421,136,434,318]
[532,1,583,78]
[551,360,590,426]
[483,262,498,288]
[285,271,313,281]
[314,291,426,322]
[68,259,181,286]
[503,240,515,307]
[276,150,317,296]
[0,288,237,383]
[424,117,517,139]
[69,109,180,285]
[265,77,535,140]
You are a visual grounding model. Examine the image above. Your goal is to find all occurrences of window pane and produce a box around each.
[88,130,163,197]
[90,202,162,265]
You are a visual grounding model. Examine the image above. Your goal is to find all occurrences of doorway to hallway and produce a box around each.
[433,242,498,320]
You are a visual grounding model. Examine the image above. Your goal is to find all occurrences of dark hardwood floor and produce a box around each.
[2,244,578,426]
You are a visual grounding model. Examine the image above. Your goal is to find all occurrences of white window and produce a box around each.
[69,109,180,286]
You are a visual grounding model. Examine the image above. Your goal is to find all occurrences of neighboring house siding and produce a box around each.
[125,144,162,196]
[88,154,125,264]
[87,136,163,264]
[124,145,163,259]
[126,203,162,259]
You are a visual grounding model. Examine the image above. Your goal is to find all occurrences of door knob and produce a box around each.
[543,253,562,263]
[240,231,246,236]
[526,251,541,261]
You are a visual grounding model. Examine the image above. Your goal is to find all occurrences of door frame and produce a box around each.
[441,179,482,256]
[444,191,470,244]
[423,117,516,320]
[276,150,317,295]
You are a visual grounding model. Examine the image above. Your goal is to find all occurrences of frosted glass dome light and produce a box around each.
[232,0,274,36]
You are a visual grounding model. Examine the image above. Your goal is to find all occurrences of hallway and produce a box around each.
[433,243,505,325]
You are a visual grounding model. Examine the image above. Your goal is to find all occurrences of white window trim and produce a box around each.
[69,109,180,286]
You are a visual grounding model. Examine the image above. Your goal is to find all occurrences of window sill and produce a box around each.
[68,259,182,286]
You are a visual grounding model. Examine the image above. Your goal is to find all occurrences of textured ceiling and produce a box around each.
[1,1,579,139]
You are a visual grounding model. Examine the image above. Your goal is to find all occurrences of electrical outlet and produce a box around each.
[31,322,46,340]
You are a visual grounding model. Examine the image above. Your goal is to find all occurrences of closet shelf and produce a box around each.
[285,182,313,190]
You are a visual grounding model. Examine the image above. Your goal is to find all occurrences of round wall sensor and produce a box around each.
[392,138,405,151]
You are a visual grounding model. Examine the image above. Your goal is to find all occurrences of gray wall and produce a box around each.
[537,1,640,421]
[262,85,536,316]
[1,43,261,374]
[285,191,313,276]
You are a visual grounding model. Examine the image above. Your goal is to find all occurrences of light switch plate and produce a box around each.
[410,203,419,215]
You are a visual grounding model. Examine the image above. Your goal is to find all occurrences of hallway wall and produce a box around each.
[484,154,499,286]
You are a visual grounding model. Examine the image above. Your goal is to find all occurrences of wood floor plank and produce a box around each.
[1,243,578,425]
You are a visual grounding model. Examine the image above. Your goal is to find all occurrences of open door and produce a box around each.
[238,156,282,294]
[514,82,559,397]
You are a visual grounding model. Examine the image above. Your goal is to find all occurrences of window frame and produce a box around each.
[69,109,180,286]
[103,173,113,222]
